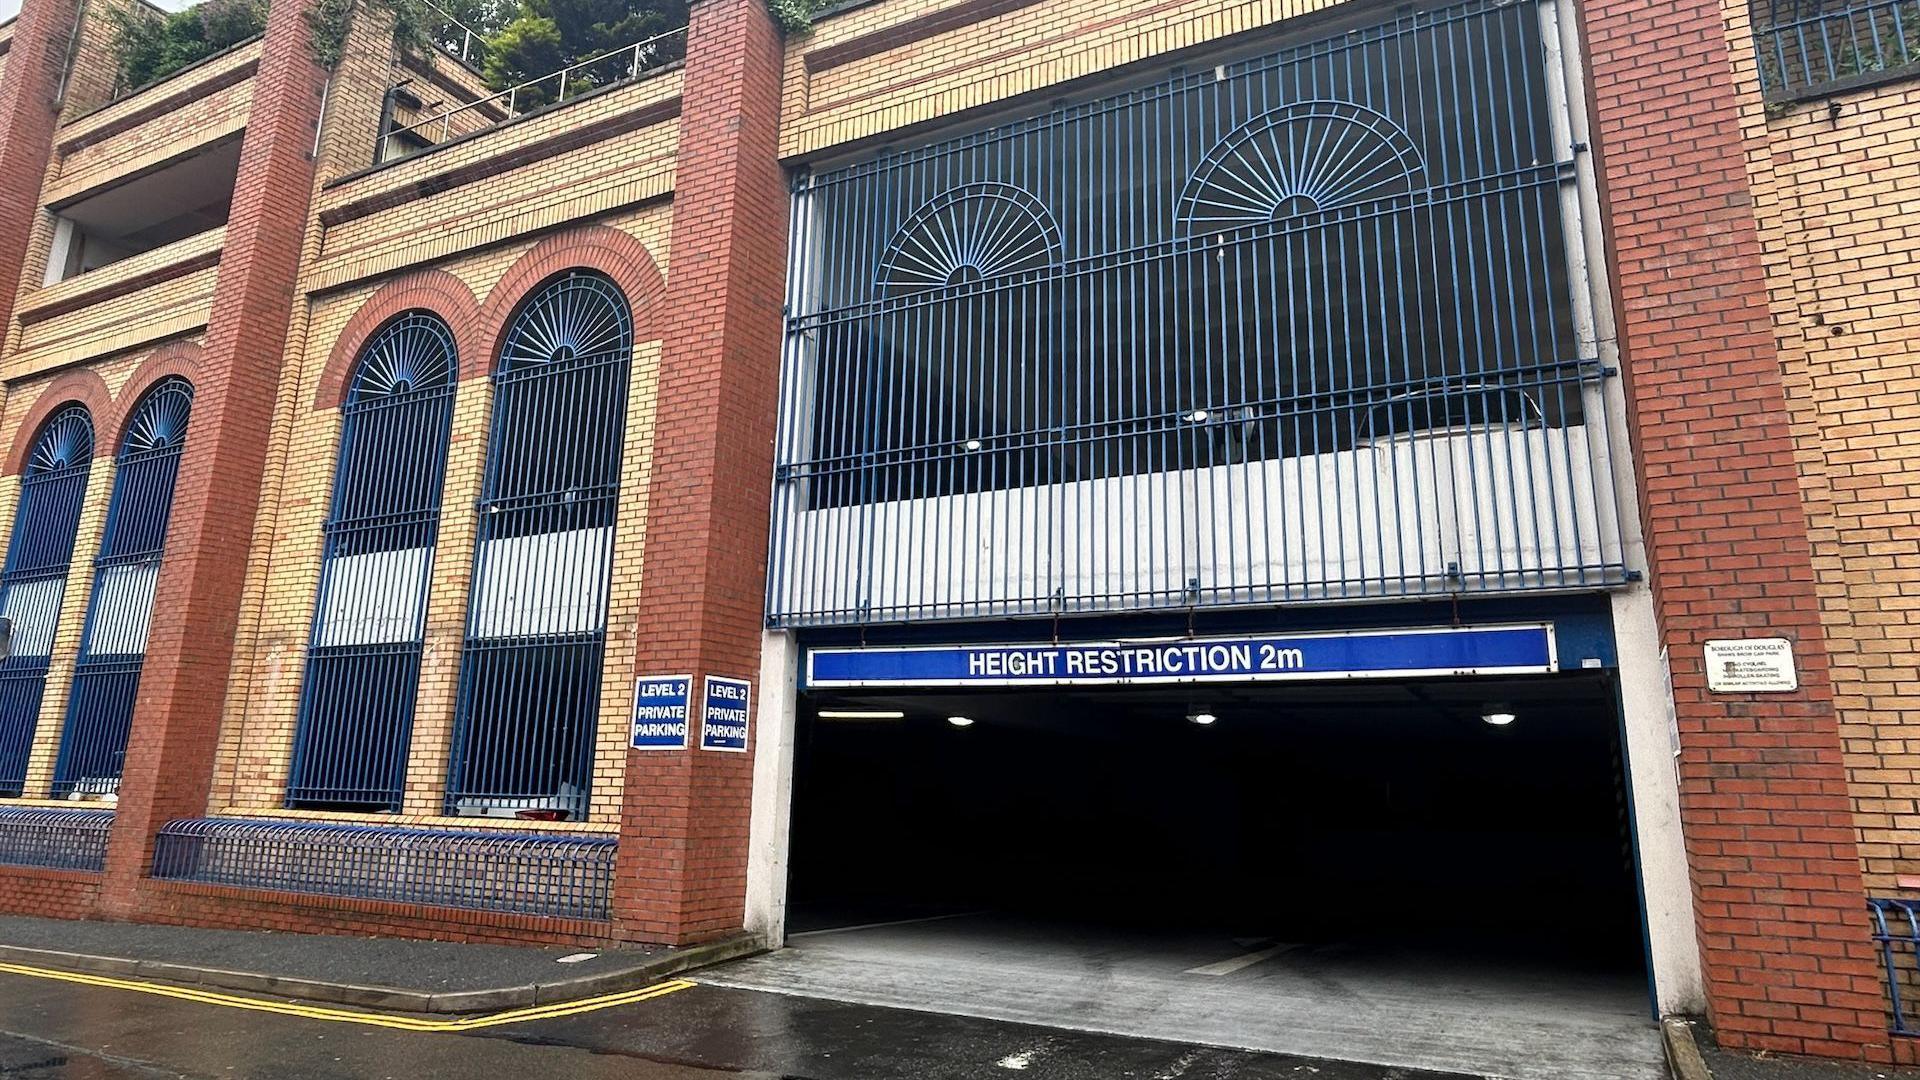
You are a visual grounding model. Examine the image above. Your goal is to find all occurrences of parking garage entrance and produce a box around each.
[707,624,1671,1080]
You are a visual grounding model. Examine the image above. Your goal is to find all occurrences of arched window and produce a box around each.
[447,270,632,821]
[287,312,457,811]
[51,379,193,797]
[0,405,94,796]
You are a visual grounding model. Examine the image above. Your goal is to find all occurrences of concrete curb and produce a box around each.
[1664,1017,1713,1080]
[0,932,765,1014]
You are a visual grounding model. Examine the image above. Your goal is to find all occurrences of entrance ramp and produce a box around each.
[703,914,1668,1080]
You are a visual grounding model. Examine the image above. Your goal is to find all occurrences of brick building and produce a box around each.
[0,0,1908,1070]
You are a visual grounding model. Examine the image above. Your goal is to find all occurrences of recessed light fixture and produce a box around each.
[962,438,983,451]
[1187,710,1218,726]
[947,715,976,728]
[817,709,905,720]
[1482,705,1516,727]
[1184,409,1211,423]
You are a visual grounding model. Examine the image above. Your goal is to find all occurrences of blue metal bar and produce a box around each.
[1870,898,1920,1036]
[52,378,193,798]
[0,807,111,870]
[151,817,614,919]
[1753,0,1920,97]
[0,406,94,795]
[287,313,457,811]
[446,271,632,822]
[766,0,1625,628]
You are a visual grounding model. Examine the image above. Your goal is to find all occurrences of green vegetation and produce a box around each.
[481,0,687,105]
[105,0,267,92]
[766,0,831,34]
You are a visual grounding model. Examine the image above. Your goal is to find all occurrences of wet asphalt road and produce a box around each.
[0,968,1486,1080]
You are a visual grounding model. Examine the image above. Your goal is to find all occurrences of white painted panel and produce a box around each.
[468,526,610,639]
[314,547,431,647]
[86,561,158,655]
[777,424,1622,620]
[0,577,65,657]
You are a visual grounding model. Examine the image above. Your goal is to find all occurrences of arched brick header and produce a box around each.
[4,368,113,476]
[475,225,668,377]
[312,269,484,410]
[103,342,206,451]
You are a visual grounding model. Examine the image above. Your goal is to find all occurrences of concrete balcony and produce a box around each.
[49,39,261,207]
[9,226,223,381]
[306,65,683,294]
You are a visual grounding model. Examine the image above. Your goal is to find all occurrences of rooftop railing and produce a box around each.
[379,25,687,162]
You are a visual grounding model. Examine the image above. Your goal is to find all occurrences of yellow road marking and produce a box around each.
[0,961,695,1032]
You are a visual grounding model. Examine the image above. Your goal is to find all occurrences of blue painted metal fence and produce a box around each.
[1871,897,1920,1036]
[0,807,111,871]
[447,270,632,821]
[0,406,94,794]
[151,817,615,919]
[53,378,194,798]
[288,313,458,811]
[768,0,1625,628]
[1754,0,1920,99]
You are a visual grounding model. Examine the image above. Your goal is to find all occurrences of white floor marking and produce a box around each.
[789,911,986,940]
[1183,943,1295,976]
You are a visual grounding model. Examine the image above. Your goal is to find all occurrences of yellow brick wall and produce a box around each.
[1725,2,1920,894]
[210,202,673,834]
[49,76,253,205]
[8,262,218,380]
[780,0,1360,159]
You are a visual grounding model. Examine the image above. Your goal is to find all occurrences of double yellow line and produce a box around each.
[0,960,694,1032]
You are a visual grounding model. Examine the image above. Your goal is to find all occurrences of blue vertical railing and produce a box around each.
[52,378,193,797]
[0,406,94,795]
[767,0,1624,628]
[1871,898,1920,1036]
[447,270,632,822]
[287,312,458,811]
[1754,0,1920,99]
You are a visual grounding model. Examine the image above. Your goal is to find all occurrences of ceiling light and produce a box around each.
[1184,409,1211,423]
[1187,710,1217,726]
[946,715,976,728]
[1482,705,1516,727]
[817,709,905,720]
[962,438,983,451]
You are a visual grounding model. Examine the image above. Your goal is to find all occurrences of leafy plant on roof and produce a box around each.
[105,0,268,93]
[481,0,687,106]
[766,0,828,34]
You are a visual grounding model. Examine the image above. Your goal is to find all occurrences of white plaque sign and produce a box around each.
[1703,637,1798,693]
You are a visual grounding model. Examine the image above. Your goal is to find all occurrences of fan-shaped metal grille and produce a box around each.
[348,312,458,402]
[1178,101,1424,237]
[877,183,1063,296]
[27,406,94,476]
[498,271,633,372]
[120,378,194,458]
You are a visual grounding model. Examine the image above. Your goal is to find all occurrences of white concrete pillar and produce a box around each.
[745,628,800,946]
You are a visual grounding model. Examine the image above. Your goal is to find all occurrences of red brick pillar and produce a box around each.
[1581,0,1891,1060]
[0,0,83,334]
[101,0,326,913]
[612,0,787,945]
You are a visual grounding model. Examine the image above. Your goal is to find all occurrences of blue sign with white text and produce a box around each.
[632,674,692,749]
[806,625,1556,689]
[701,676,752,753]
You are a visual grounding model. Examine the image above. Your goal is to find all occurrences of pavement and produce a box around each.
[0,914,759,1012]
[0,958,1488,1079]
[1665,1018,1920,1080]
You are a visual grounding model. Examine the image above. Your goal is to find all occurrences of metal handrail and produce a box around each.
[422,0,485,63]
[380,25,687,161]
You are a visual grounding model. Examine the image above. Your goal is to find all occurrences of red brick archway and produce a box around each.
[312,269,484,410]
[103,342,206,452]
[5,368,114,476]
[475,225,668,379]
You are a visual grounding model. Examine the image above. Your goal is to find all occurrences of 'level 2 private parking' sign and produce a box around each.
[632,674,692,749]
[701,676,751,753]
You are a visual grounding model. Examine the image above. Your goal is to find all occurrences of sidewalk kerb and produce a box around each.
[0,933,766,1014]
[1663,1017,1712,1080]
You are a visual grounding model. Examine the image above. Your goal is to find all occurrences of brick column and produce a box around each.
[1581,0,1891,1060]
[0,0,83,336]
[101,0,326,912]
[612,0,787,945]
